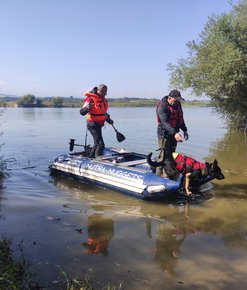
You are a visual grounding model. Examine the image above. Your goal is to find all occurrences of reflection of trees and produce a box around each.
[51,172,247,266]
[151,204,201,277]
[201,209,247,251]
[207,129,247,171]
[0,108,7,219]
[151,200,247,276]
[82,206,114,256]
[206,129,247,197]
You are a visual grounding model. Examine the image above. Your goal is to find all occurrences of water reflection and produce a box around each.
[82,205,114,256]
[206,129,247,197]
[3,107,247,288]
[152,205,226,278]
[54,176,246,265]
[155,223,184,277]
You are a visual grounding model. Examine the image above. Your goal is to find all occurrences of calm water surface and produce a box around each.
[1,107,247,289]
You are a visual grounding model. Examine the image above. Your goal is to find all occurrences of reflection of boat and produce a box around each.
[49,146,214,201]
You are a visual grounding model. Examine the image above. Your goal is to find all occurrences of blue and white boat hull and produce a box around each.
[49,148,213,201]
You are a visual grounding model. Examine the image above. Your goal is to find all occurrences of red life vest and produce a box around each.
[173,153,206,175]
[156,100,184,128]
[85,93,108,123]
[86,237,108,255]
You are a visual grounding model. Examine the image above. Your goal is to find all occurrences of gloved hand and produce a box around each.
[80,107,88,116]
[86,102,93,110]
[106,118,114,125]
[184,131,189,141]
[105,113,110,119]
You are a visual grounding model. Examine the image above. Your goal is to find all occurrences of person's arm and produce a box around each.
[180,119,188,133]
[178,105,189,140]
[178,104,188,132]
[79,97,93,116]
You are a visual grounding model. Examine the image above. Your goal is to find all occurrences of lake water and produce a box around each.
[1,107,247,289]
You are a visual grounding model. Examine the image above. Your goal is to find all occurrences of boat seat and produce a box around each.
[119,159,147,167]
[95,155,118,161]
[95,152,131,161]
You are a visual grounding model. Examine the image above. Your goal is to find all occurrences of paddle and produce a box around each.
[97,104,126,142]
[111,123,125,142]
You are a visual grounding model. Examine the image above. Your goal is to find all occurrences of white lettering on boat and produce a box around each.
[87,163,143,183]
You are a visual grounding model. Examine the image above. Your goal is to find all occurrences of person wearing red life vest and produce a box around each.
[156,89,189,174]
[80,84,113,158]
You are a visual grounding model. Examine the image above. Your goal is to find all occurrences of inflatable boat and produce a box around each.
[49,142,214,201]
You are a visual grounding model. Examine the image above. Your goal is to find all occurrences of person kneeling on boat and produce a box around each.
[80,84,114,158]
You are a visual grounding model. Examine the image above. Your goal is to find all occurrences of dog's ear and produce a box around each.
[211,159,225,180]
[213,159,218,167]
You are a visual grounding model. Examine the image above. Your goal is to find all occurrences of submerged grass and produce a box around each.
[58,265,123,290]
[58,265,94,290]
[0,239,123,289]
[0,238,39,289]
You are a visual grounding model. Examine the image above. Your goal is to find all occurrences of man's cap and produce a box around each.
[169,89,184,101]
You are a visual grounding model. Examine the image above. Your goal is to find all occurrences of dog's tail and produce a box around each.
[147,152,164,168]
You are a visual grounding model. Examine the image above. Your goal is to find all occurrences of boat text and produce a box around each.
[87,163,143,183]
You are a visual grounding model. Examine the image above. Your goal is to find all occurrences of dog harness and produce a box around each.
[173,153,206,175]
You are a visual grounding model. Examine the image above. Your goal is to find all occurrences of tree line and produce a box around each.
[0,94,210,108]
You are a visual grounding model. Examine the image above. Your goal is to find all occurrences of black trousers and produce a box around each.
[156,135,177,175]
[87,122,105,158]
[158,135,177,159]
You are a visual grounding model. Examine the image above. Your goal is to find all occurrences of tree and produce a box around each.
[36,98,43,107]
[168,0,247,130]
[17,94,35,107]
[51,97,63,107]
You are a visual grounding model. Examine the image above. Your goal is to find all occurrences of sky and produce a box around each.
[0,0,240,99]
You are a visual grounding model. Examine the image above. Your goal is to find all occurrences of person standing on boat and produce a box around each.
[156,89,189,174]
[80,84,114,158]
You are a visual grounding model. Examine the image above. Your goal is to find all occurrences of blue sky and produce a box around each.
[0,0,239,99]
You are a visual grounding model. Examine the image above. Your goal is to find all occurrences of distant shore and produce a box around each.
[0,96,212,108]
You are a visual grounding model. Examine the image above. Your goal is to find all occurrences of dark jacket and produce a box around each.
[157,96,187,138]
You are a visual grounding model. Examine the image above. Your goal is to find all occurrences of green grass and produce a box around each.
[0,238,39,289]
[0,239,123,289]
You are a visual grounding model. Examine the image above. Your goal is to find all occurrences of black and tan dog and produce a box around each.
[147,152,225,195]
